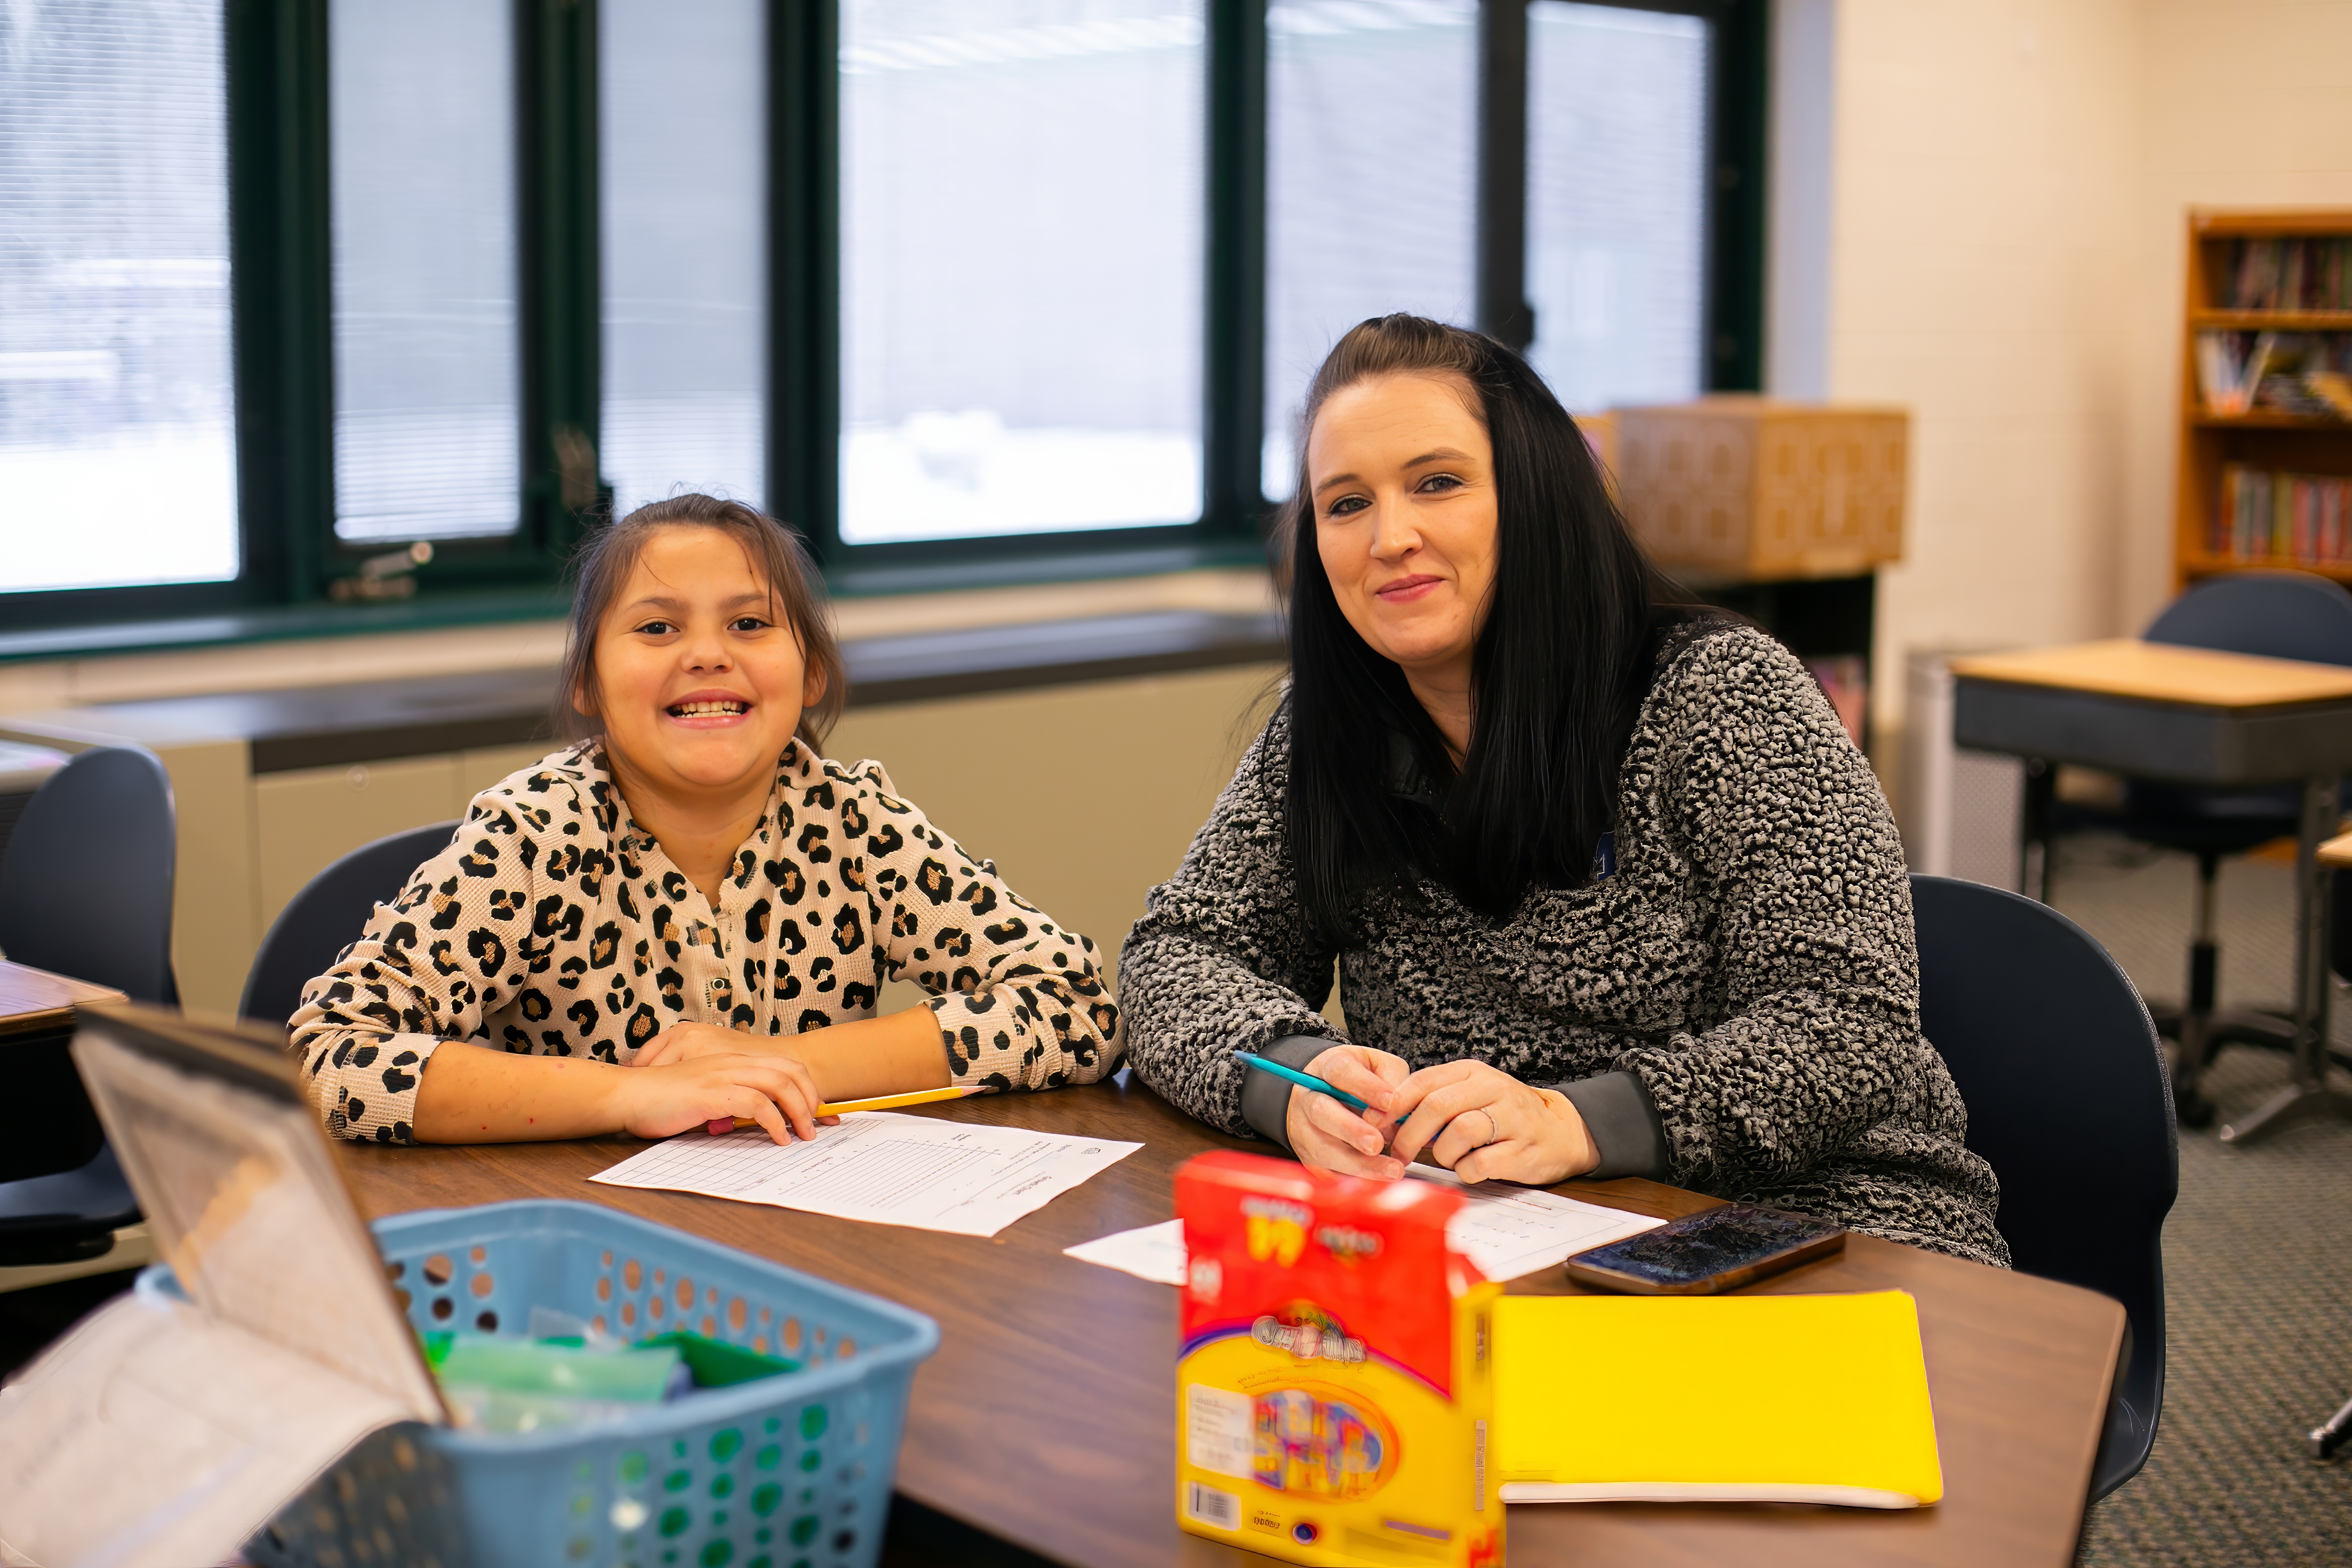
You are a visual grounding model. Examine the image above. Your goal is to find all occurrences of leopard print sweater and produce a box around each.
[1120,621,2009,1269]
[290,740,1123,1143]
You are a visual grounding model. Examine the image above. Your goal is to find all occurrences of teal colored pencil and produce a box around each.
[1230,1050,1372,1113]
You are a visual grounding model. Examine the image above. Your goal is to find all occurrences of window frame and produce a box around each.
[5,0,1765,632]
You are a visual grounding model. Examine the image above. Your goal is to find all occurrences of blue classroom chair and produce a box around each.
[1911,873,2177,1502]
[0,745,177,1265]
[239,820,461,1029]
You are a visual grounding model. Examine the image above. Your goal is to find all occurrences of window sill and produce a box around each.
[0,540,1274,666]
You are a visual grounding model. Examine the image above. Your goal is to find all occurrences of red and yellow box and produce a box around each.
[1174,1151,1504,1566]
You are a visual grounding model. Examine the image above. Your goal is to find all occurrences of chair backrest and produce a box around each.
[1909,873,2177,1500]
[239,820,460,1028]
[0,745,177,1004]
[2144,568,2352,666]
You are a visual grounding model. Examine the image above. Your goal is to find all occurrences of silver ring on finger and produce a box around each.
[1474,1108,1498,1148]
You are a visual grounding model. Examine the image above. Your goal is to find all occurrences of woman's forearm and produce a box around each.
[413,1042,624,1143]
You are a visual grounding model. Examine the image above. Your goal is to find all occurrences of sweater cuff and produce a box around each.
[1552,1071,1669,1180]
[1240,1035,1333,1150]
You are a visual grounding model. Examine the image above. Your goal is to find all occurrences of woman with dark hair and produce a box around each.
[290,493,1121,1147]
[1122,316,2006,1267]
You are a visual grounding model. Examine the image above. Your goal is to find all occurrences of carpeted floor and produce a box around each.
[2044,836,2352,1566]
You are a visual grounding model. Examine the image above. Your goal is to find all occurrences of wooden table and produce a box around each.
[1951,637,2352,1143]
[338,1073,2124,1568]
[0,959,123,1038]
[0,961,129,1185]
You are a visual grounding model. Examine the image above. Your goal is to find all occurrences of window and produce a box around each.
[1263,0,1479,502]
[1524,1,1710,413]
[600,0,769,518]
[327,0,520,543]
[838,0,1207,546]
[0,0,237,594]
[1,0,1763,628]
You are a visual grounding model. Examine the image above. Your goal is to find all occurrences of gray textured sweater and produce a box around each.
[1120,620,2010,1269]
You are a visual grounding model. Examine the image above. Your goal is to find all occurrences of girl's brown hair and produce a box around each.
[556,494,845,751]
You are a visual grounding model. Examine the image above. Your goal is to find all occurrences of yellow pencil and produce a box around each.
[710,1083,980,1134]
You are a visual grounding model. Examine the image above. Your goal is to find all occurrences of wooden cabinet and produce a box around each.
[2175,208,2352,587]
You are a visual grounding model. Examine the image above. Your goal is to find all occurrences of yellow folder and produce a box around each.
[1494,1289,1944,1508]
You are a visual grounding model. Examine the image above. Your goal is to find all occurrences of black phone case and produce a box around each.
[1562,1204,1848,1295]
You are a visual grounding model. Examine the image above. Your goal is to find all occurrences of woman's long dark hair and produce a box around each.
[1284,315,1688,938]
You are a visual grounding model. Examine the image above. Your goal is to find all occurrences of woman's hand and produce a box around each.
[1287,1046,1412,1178]
[1387,1060,1597,1185]
[608,1052,835,1146]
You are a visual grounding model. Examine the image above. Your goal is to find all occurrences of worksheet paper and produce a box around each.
[1062,1217,1188,1283]
[589,1113,1140,1238]
[1061,1174,1665,1286]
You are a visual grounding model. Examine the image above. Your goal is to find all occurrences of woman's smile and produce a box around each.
[1374,573,1446,604]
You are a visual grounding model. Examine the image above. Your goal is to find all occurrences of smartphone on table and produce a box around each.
[1562,1204,1846,1295]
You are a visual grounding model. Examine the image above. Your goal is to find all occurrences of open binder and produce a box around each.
[0,1006,446,1568]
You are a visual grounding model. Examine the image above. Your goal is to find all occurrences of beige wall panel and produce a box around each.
[828,663,1283,1001]
[253,755,463,937]
[160,739,259,1021]
[458,742,564,805]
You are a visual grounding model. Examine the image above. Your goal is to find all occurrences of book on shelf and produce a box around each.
[2212,463,2352,565]
[2194,330,2352,418]
[2224,236,2352,312]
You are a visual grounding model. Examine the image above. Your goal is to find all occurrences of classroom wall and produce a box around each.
[1786,0,2352,793]
[2120,0,2352,628]
[1777,0,2146,763]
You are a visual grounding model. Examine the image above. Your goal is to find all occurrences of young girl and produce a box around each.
[289,494,1124,1145]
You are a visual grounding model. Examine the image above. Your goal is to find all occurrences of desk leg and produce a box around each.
[2219,774,2352,1146]
[2021,758,2057,903]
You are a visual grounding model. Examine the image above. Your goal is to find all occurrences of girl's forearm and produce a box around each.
[413,1042,623,1143]
[782,1007,952,1102]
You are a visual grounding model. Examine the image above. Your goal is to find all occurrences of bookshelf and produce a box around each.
[2178,209,2352,586]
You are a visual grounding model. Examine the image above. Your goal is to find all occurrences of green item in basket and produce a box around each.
[422,1330,684,1403]
[636,1330,799,1388]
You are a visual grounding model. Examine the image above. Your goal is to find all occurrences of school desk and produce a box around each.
[338,1071,2125,1568]
[1951,637,2352,1144]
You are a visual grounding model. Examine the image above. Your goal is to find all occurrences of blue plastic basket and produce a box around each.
[237,1199,939,1568]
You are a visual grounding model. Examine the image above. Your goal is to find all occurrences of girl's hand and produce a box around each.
[609,1053,836,1145]
[1387,1060,1597,1186]
[632,1020,774,1070]
[1286,1045,1412,1179]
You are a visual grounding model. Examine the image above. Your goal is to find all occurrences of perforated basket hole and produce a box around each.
[701,1315,716,1337]
[469,1271,495,1298]
[837,1337,855,1361]
[781,1317,801,1354]
[648,1295,665,1322]
[430,1297,453,1321]
[393,1288,411,1311]
[675,1276,695,1312]
[596,1275,612,1302]
[653,1268,666,1290]
[422,1254,454,1287]
[728,1297,747,1332]
[591,1314,607,1337]
[752,1335,768,1355]
[469,1246,486,1265]
[623,1258,643,1291]
[384,1260,404,1282]
[620,1301,637,1328]
[475,1309,498,1333]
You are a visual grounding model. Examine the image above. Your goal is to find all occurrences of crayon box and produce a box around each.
[1173,1151,1504,1566]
